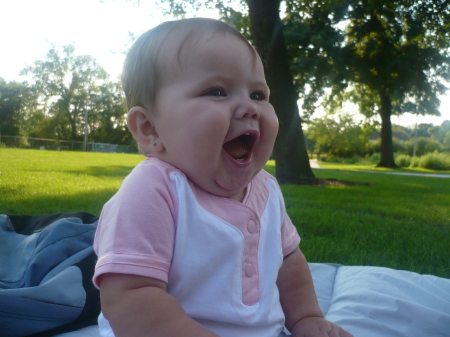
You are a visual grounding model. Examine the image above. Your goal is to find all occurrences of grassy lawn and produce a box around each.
[316,160,450,174]
[1,149,449,278]
[0,149,143,215]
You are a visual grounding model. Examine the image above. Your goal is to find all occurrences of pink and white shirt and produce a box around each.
[93,156,300,337]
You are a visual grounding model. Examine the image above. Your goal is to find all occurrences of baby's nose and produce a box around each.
[234,100,260,120]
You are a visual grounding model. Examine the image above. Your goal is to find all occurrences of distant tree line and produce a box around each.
[305,115,450,158]
[0,45,134,147]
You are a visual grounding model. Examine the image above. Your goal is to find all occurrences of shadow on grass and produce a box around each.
[22,165,135,179]
[0,189,117,217]
[71,165,135,178]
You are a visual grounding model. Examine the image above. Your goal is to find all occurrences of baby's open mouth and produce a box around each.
[223,133,255,162]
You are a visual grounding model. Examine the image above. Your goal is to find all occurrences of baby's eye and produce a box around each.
[250,91,266,101]
[205,88,226,97]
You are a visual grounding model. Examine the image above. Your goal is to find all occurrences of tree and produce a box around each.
[25,110,57,139]
[0,78,37,138]
[278,0,450,168]
[88,82,133,145]
[403,137,443,156]
[21,45,120,141]
[429,120,450,144]
[392,123,413,141]
[323,0,450,168]
[246,0,315,182]
[444,131,450,152]
[307,113,374,158]
[282,1,349,117]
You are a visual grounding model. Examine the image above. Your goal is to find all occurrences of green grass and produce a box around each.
[285,169,449,277]
[316,160,450,174]
[2,149,449,278]
[0,148,144,215]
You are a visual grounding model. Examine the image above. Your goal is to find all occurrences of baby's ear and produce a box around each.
[127,107,163,154]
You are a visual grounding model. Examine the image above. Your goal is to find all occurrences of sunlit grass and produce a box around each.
[279,167,449,278]
[317,161,450,174]
[0,148,144,215]
[1,149,449,278]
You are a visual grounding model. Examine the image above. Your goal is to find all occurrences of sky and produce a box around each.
[1,0,449,128]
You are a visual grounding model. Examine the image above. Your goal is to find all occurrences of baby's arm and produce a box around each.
[277,247,354,337]
[100,273,219,337]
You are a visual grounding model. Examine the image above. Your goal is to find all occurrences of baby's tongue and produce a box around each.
[223,136,249,160]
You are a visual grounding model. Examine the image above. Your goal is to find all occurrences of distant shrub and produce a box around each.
[323,153,380,165]
[368,153,380,164]
[342,157,357,164]
[353,153,380,165]
[410,156,420,167]
[418,152,450,170]
[403,137,443,156]
[366,138,403,156]
[395,154,411,167]
[366,139,381,155]
[320,151,450,171]
[322,155,341,163]
[17,137,30,148]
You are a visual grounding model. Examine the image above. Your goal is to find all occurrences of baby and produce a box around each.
[93,18,353,337]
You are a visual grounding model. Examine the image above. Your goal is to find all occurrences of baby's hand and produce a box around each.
[291,317,353,337]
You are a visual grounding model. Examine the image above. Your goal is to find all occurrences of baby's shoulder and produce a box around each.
[119,157,185,195]
[104,157,181,214]
[129,157,184,180]
[253,169,279,187]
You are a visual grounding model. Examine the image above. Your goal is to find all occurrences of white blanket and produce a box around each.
[56,263,450,337]
[309,263,450,337]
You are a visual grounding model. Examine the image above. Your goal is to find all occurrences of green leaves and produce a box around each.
[19,45,127,143]
[306,113,375,157]
[0,78,38,138]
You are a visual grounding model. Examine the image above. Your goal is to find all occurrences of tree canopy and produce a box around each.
[0,79,36,138]
[300,0,450,167]
[19,45,131,144]
[306,113,374,158]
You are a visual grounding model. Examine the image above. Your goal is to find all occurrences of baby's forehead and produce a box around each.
[161,31,259,71]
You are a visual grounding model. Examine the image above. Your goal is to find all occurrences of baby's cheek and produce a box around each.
[262,115,279,146]
[209,126,229,143]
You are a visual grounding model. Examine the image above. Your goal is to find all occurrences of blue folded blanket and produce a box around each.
[0,213,100,337]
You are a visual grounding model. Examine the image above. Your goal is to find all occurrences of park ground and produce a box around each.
[1,149,449,278]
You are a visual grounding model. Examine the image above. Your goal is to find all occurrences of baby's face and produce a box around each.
[153,34,278,201]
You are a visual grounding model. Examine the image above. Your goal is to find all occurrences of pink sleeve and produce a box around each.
[281,212,301,257]
[93,159,178,287]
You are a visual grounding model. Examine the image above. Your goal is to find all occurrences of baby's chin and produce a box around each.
[213,176,257,201]
[187,176,246,201]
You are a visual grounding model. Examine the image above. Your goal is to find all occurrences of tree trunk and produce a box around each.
[376,89,398,168]
[247,0,314,183]
[62,98,77,141]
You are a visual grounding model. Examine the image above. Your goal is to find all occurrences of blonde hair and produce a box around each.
[121,18,257,113]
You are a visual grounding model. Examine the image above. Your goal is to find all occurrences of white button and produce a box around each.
[247,220,257,233]
[244,263,255,277]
